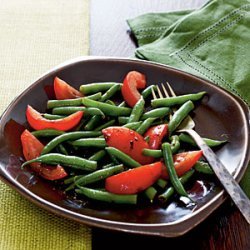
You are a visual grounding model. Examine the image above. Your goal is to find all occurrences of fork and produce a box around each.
[152,82,250,224]
[152,82,195,130]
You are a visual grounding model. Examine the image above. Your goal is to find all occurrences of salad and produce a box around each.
[20,71,226,205]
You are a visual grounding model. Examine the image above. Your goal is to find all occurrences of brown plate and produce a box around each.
[0,57,249,237]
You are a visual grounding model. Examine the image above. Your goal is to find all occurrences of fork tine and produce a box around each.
[161,83,170,97]
[151,87,157,100]
[156,85,164,98]
[153,82,195,130]
[166,82,176,97]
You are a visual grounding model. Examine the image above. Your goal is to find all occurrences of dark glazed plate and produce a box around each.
[0,57,249,237]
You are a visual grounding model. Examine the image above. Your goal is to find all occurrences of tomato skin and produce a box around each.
[39,165,68,181]
[161,150,203,179]
[21,129,44,173]
[54,77,83,100]
[26,105,83,131]
[21,129,67,180]
[105,162,162,194]
[144,124,168,149]
[121,71,146,107]
[102,126,153,165]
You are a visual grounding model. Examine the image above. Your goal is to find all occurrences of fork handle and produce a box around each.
[182,129,250,224]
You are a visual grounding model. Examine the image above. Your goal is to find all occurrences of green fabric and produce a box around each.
[128,10,193,46]
[128,0,250,197]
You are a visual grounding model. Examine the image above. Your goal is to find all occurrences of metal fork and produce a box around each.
[152,82,195,130]
[152,82,250,224]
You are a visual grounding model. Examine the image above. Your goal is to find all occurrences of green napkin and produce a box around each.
[127,0,250,197]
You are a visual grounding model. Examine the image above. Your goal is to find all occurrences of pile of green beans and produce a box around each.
[22,79,226,206]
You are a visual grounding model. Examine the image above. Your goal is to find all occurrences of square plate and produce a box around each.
[0,57,249,237]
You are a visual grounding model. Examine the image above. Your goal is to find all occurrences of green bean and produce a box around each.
[143,143,179,158]
[82,98,131,117]
[70,138,106,148]
[162,143,189,197]
[150,118,169,126]
[94,119,116,131]
[151,91,206,108]
[100,84,122,102]
[141,107,170,120]
[86,92,103,100]
[21,153,97,172]
[141,85,157,99]
[47,98,83,109]
[158,169,195,203]
[120,112,162,124]
[43,114,65,120]
[57,144,68,155]
[88,149,106,161]
[46,93,102,109]
[41,131,102,155]
[136,118,156,135]
[64,175,81,185]
[108,151,120,165]
[65,182,78,192]
[128,97,145,123]
[156,178,168,189]
[105,100,116,106]
[74,119,87,131]
[144,186,157,203]
[144,135,150,143]
[118,116,129,125]
[118,101,126,107]
[75,187,137,204]
[31,129,65,138]
[194,161,214,175]
[75,164,124,187]
[84,115,102,131]
[64,176,84,188]
[52,106,105,117]
[65,176,84,191]
[80,82,120,95]
[179,133,227,147]
[170,135,180,154]
[102,163,115,169]
[143,148,162,158]
[168,100,194,135]
[123,121,142,130]
[105,147,140,168]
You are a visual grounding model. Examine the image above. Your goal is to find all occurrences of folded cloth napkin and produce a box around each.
[127,0,250,197]
[0,1,91,249]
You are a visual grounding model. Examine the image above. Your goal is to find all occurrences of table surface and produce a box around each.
[90,1,250,249]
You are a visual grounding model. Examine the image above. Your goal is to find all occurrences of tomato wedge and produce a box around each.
[102,126,153,165]
[144,124,168,149]
[21,129,67,180]
[121,71,146,107]
[105,162,162,194]
[26,105,83,131]
[161,150,203,179]
[54,76,83,100]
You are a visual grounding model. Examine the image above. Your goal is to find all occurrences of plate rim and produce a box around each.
[0,56,249,237]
